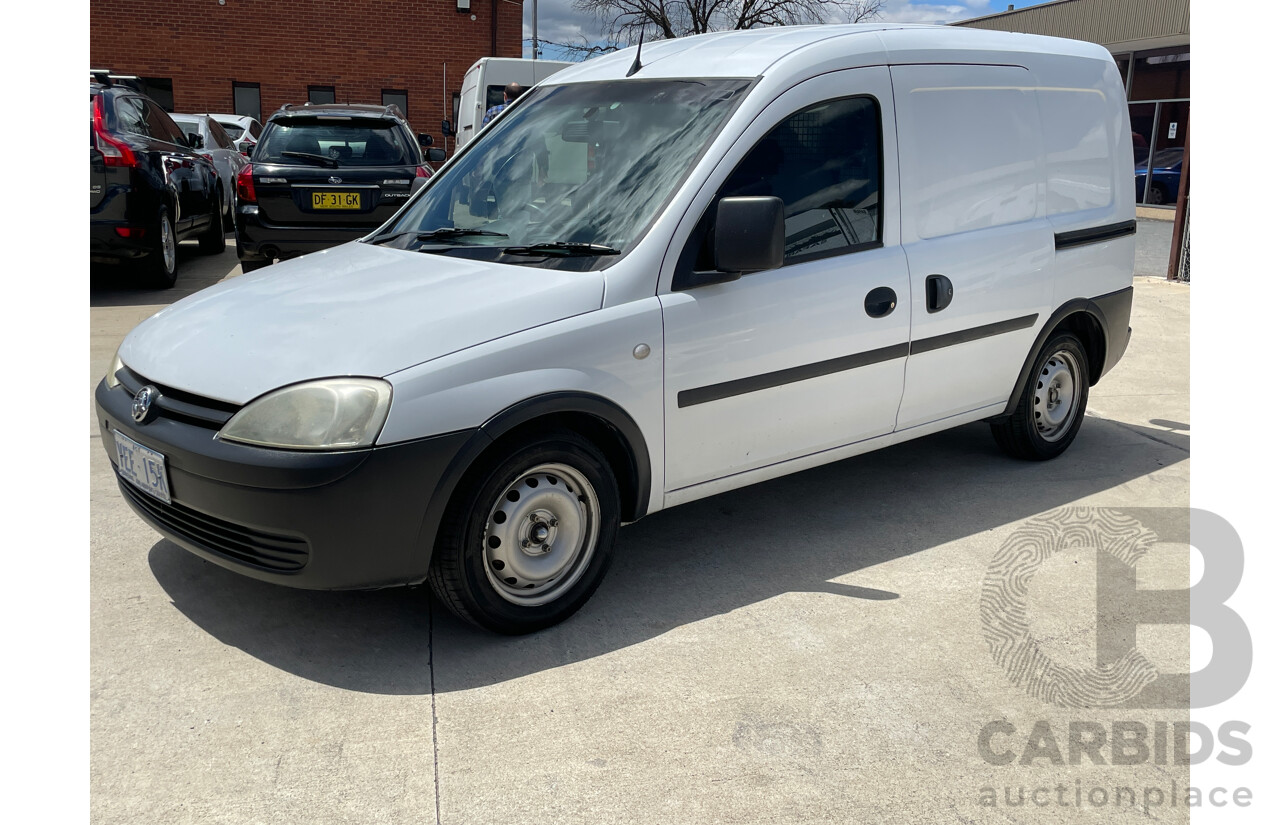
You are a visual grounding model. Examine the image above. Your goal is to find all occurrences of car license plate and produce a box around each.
[311,191,361,210]
[113,430,172,504]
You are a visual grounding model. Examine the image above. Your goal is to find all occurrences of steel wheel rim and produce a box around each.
[161,216,175,273]
[1033,349,1081,442]
[482,462,600,607]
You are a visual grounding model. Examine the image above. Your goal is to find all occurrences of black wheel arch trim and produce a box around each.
[415,392,652,570]
[993,286,1133,419]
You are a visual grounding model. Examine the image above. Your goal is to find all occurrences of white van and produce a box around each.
[448,57,573,149]
[98,25,1136,634]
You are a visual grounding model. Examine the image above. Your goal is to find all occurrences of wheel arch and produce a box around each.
[414,392,652,575]
[995,289,1132,419]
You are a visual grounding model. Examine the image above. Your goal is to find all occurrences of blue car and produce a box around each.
[1135,147,1183,206]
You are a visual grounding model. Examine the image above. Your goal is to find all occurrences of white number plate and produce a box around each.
[113,430,172,504]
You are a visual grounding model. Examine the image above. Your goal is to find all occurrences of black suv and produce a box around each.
[90,77,226,288]
[235,103,446,271]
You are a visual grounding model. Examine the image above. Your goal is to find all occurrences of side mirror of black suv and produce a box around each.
[186,132,204,149]
[418,133,434,148]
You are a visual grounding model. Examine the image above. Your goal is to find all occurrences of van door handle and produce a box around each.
[864,286,897,318]
[926,274,954,313]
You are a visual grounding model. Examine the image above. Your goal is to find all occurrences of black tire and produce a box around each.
[990,331,1090,461]
[198,187,226,254]
[140,205,178,289]
[428,429,621,634]
[239,258,271,273]
[1147,183,1168,206]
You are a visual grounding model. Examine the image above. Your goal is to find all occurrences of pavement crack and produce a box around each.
[429,597,442,825]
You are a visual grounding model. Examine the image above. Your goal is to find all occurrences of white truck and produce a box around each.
[446,57,573,149]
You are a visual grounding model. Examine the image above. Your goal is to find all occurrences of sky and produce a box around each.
[522,1,1047,60]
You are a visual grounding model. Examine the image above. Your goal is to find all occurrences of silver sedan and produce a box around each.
[171,113,247,231]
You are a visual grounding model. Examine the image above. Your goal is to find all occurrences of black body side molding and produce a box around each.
[1054,220,1137,250]
[677,343,910,408]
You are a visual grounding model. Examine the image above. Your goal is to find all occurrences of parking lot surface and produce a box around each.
[91,227,1191,823]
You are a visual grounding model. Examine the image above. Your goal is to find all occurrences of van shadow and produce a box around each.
[147,417,1188,695]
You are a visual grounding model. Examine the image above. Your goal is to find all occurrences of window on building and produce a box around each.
[382,89,409,117]
[1130,46,1190,101]
[139,77,174,112]
[1113,54,1132,97]
[308,85,335,105]
[233,82,261,122]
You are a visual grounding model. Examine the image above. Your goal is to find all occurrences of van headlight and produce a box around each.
[218,378,393,450]
[105,348,125,389]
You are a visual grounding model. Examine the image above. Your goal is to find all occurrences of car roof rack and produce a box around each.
[90,70,143,91]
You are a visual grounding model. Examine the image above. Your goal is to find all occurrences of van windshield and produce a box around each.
[374,79,752,267]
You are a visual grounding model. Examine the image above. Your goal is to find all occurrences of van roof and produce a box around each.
[546,23,1110,85]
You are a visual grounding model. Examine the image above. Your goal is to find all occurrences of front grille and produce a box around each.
[118,479,310,572]
[116,367,240,430]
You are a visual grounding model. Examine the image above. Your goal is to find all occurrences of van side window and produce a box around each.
[679,96,882,279]
[723,96,881,262]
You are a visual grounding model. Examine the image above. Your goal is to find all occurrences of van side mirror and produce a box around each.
[441,119,455,138]
[418,132,434,147]
[426,147,446,163]
[714,196,784,274]
[186,132,204,149]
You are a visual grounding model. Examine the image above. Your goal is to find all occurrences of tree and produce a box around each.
[572,0,885,44]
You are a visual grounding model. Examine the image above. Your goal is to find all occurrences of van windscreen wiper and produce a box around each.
[364,228,508,246]
[280,151,339,168]
[416,228,508,242]
[503,242,621,257]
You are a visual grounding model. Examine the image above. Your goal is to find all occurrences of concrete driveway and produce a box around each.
[91,225,1191,823]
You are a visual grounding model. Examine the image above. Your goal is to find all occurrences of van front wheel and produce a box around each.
[428,430,621,634]
[991,332,1090,460]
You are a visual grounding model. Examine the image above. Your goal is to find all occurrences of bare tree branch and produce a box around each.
[572,0,885,44]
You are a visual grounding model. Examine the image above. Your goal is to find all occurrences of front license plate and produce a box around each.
[311,191,361,210]
[113,430,172,504]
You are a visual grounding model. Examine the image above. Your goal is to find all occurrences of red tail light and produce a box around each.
[92,97,137,168]
[236,164,256,203]
[416,165,431,179]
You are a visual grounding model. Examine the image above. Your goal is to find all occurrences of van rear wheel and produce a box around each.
[428,430,620,634]
[991,331,1090,460]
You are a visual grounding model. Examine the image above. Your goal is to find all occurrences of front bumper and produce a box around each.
[95,379,474,589]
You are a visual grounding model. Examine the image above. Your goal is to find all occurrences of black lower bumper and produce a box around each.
[235,207,373,261]
[1093,285,1133,379]
[96,379,474,590]
[90,222,151,264]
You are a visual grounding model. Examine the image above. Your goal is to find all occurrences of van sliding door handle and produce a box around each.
[926,274,954,313]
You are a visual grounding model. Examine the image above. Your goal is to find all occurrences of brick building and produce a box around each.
[89,0,524,139]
